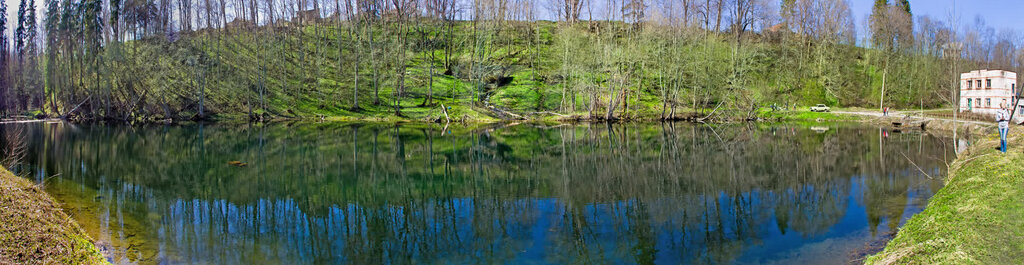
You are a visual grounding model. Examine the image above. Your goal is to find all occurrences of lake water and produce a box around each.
[0,122,958,264]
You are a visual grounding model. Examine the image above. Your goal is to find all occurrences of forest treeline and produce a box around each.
[0,0,1020,121]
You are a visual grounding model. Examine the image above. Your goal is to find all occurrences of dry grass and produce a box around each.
[0,167,108,265]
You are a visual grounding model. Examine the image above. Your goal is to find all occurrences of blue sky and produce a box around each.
[849,0,1022,34]
[2,0,1022,41]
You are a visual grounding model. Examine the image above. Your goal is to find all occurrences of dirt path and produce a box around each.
[830,110,886,117]
[832,110,994,127]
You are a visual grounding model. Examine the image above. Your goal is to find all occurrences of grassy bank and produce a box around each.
[758,109,863,122]
[208,106,868,124]
[0,167,108,264]
[866,129,1024,264]
[11,16,971,123]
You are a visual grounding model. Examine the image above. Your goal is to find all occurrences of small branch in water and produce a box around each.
[899,151,932,179]
[525,111,569,117]
[926,154,950,172]
[439,104,452,124]
[60,96,92,120]
[698,101,725,122]
[40,173,62,187]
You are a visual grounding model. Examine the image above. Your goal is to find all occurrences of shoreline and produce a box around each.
[0,167,109,264]
[0,109,996,264]
[4,106,877,125]
[865,119,1022,264]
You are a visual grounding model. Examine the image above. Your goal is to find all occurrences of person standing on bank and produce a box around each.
[997,100,1011,153]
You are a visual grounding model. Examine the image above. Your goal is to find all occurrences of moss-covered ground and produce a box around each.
[0,167,109,264]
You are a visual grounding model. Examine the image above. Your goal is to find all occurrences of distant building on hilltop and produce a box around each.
[226,18,254,29]
[959,70,1019,116]
[297,9,322,25]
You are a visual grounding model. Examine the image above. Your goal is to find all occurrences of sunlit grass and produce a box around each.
[866,131,1024,264]
[0,167,108,264]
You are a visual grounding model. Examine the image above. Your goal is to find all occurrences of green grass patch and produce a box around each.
[865,132,1024,264]
[758,109,862,122]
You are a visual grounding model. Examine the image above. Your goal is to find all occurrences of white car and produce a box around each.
[810,104,831,112]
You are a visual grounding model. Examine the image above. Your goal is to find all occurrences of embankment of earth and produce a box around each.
[0,167,109,264]
[866,123,1024,264]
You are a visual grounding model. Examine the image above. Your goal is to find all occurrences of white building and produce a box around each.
[959,70,1019,116]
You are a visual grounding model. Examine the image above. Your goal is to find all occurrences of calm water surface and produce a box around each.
[0,122,958,264]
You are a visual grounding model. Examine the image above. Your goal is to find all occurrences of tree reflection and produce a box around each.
[0,122,955,264]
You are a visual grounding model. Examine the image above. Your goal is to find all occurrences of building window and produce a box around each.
[987,98,991,107]
[977,80,983,88]
[978,98,982,107]
[968,80,973,89]
[987,79,992,88]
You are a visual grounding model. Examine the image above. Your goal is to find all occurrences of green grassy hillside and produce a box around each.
[40,20,963,122]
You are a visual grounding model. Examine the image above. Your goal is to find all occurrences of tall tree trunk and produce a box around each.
[370,17,380,105]
[880,59,888,112]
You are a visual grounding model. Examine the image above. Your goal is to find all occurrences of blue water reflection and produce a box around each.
[0,122,955,264]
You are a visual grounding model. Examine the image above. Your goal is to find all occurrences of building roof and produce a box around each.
[961,69,1017,79]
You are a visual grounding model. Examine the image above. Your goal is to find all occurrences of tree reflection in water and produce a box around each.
[0,122,954,264]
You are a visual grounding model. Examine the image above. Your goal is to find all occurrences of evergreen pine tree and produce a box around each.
[15,0,27,60]
[44,0,60,109]
[0,0,8,113]
[26,0,37,56]
[898,0,911,15]
[26,0,41,109]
